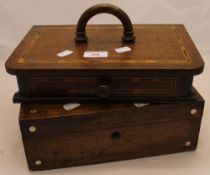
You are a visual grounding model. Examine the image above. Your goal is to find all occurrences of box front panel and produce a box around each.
[21,118,201,170]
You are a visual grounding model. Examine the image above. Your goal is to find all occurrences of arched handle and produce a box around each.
[75,4,135,44]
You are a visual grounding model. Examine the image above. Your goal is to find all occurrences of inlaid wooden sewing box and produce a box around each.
[5,4,204,103]
[19,87,204,170]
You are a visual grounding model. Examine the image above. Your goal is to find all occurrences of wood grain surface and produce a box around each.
[19,88,204,170]
[5,25,204,75]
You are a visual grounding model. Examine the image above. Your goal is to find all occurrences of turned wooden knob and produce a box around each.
[97,84,111,98]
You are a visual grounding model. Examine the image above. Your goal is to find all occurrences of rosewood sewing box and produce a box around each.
[19,88,204,170]
[5,4,204,103]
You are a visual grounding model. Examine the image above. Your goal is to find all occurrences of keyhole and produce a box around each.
[111,131,121,139]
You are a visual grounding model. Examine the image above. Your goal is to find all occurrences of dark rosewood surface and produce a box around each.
[19,88,204,170]
[5,4,204,102]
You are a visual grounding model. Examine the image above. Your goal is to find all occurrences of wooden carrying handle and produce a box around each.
[75,4,135,44]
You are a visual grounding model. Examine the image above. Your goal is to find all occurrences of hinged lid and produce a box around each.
[5,4,204,76]
[19,88,204,121]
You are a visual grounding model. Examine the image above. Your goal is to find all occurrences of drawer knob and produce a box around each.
[97,85,111,98]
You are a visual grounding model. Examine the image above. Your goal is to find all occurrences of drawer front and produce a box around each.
[17,76,192,99]
[21,118,201,170]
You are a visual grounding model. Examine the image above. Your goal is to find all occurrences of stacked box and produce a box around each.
[5,4,205,171]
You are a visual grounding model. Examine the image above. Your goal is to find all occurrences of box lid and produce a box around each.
[5,24,204,76]
[19,88,204,121]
